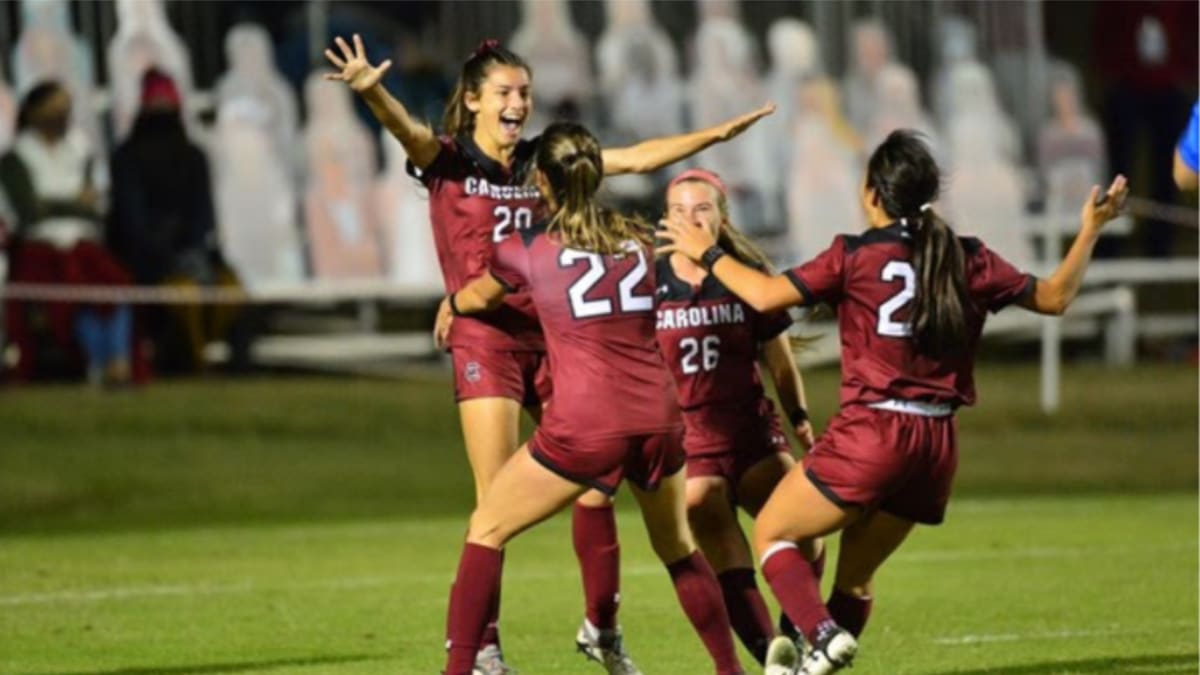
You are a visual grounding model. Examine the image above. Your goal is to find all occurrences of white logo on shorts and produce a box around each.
[464,361,482,383]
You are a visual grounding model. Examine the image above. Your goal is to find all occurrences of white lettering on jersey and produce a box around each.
[464,177,541,201]
[655,302,747,330]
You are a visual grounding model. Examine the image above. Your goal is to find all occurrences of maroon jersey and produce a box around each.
[786,224,1035,407]
[489,224,680,442]
[654,257,792,450]
[409,134,545,351]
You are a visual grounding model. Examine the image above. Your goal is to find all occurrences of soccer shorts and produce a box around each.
[450,345,551,409]
[683,401,793,489]
[528,426,686,496]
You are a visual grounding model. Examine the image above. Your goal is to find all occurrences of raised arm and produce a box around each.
[601,103,775,175]
[1021,175,1129,316]
[324,34,440,169]
[656,216,802,313]
[760,333,814,450]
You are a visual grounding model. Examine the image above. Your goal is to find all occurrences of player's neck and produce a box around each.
[671,252,707,285]
[473,129,517,168]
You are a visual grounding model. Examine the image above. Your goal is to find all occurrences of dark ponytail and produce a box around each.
[866,130,970,357]
[442,40,530,137]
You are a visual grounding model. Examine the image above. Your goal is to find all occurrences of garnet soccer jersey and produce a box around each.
[489,223,680,442]
[409,134,545,350]
[785,225,1034,407]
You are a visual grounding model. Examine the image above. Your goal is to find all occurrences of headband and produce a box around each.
[668,168,728,199]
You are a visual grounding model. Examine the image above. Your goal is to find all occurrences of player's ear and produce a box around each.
[464,88,482,114]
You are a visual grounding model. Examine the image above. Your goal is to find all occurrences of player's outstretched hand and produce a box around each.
[717,102,776,142]
[655,216,717,262]
[795,420,815,451]
[434,296,454,350]
[324,34,392,93]
[1081,174,1129,235]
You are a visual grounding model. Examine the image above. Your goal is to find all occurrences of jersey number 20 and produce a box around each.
[492,206,533,243]
[559,245,652,318]
[877,260,915,337]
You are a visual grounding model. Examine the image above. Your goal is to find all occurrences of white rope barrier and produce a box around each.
[0,281,445,304]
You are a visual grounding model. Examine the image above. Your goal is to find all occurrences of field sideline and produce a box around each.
[0,364,1196,673]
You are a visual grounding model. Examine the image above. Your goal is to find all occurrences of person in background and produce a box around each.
[0,80,133,385]
[108,68,247,374]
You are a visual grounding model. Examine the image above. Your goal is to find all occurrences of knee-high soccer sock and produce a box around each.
[716,567,774,664]
[444,543,503,675]
[667,551,744,675]
[573,502,620,630]
[480,550,504,648]
[762,542,835,644]
[778,545,825,639]
[827,587,872,637]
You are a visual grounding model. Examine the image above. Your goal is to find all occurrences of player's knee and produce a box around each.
[685,484,732,535]
[466,508,509,548]
[645,522,695,564]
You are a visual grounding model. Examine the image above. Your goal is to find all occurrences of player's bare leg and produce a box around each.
[686,475,772,663]
[445,447,585,675]
[632,471,744,675]
[754,469,860,675]
[829,509,914,638]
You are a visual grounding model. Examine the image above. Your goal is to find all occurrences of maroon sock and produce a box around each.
[444,543,503,675]
[827,587,872,637]
[667,551,744,675]
[762,545,834,644]
[716,567,774,664]
[777,546,826,641]
[573,502,621,630]
[479,549,504,648]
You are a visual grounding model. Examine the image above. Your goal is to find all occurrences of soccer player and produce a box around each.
[654,168,814,664]
[439,121,746,675]
[324,35,772,673]
[657,130,1129,675]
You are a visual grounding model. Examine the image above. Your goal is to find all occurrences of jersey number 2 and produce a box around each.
[492,206,532,242]
[559,246,652,318]
[877,260,915,337]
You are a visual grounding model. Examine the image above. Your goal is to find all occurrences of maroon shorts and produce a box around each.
[450,345,551,409]
[529,426,686,496]
[684,403,793,488]
[802,405,957,525]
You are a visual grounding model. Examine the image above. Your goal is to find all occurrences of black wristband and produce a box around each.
[448,293,463,316]
[788,407,809,426]
[700,245,727,270]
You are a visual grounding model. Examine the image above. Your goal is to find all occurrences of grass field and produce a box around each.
[1,363,1196,674]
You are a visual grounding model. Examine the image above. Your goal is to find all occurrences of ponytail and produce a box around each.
[908,205,970,357]
[442,40,530,137]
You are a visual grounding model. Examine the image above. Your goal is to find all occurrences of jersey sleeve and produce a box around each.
[753,308,793,342]
[968,239,1037,313]
[405,136,458,188]
[1178,101,1199,172]
[784,236,846,305]
[488,234,530,293]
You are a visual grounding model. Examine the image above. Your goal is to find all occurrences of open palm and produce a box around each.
[324,34,391,93]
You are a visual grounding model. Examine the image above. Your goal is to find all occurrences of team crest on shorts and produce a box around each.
[464,361,482,383]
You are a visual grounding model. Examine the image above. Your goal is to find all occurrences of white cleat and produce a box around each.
[473,644,517,675]
[575,619,643,675]
[764,635,801,675]
[796,627,857,675]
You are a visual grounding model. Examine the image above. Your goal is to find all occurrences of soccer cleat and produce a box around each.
[779,614,811,659]
[575,619,643,675]
[796,626,857,675]
[764,635,801,675]
[473,644,517,675]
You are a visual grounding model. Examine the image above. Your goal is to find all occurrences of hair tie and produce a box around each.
[471,39,500,58]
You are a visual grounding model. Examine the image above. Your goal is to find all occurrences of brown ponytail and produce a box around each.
[538,122,652,255]
[442,41,531,137]
[866,130,970,357]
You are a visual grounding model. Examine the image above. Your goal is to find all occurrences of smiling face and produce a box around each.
[667,180,724,241]
[466,65,532,151]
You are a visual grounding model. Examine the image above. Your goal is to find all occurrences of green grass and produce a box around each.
[0,364,1196,673]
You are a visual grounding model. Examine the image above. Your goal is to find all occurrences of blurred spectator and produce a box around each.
[303,72,382,280]
[785,76,861,263]
[929,14,977,129]
[389,36,452,134]
[11,0,101,155]
[108,0,195,141]
[509,0,594,134]
[108,69,246,374]
[375,130,437,289]
[843,18,895,138]
[212,98,302,288]
[1093,0,1198,257]
[1174,101,1198,192]
[765,18,822,232]
[1038,61,1107,219]
[595,0,681,205]
[0,81,133,385]
[0,66,15,153]
[942,61,1021,166]
[689,16,774,233]
[864,63,939,157]
[215,23,299,176]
